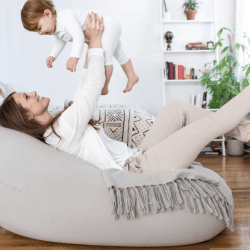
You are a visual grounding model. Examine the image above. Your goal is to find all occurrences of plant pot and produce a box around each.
[163,12,171,21]
[227,138,244,156]
[185,10,196,20]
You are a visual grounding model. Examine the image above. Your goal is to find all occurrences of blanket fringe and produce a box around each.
[109,178,234,232]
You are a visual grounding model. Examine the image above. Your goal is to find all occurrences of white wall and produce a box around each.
[0,0,8,84]
[1,0,236,116]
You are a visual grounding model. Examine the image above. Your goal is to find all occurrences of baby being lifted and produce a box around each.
[21,0,139,95]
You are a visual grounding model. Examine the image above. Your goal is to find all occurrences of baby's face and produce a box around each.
[37,9,56,36]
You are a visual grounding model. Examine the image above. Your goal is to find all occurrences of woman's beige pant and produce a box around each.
[123,86,250,173]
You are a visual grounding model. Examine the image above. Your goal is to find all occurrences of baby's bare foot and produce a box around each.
[123,75,139,93]
[243,124,250,143]
[101,87,109,95]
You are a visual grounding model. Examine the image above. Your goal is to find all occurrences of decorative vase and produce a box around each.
[227,138,244,156]
[185,10,196,20]
[163,12,171,21]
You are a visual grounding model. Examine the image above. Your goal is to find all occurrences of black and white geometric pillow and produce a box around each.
[93,104,155,148]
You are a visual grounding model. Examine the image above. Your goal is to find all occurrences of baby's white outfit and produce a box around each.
[50,9,130,66]
[44,48,140,171]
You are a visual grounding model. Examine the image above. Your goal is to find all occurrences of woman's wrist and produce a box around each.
[88,39,102,49]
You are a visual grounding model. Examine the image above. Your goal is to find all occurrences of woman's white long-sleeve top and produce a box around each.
[44,48,140,170]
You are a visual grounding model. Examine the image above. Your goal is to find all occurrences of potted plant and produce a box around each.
[200,27,250,155]
[200,27,250,108]
[182,0,203,20]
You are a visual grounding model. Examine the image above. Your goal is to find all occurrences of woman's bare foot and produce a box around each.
[101,87,109,95]
[243,124,250,143]
[123,75,139,93]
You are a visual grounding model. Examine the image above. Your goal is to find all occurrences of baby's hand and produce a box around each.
[46,56,55,68]
[66,58,79,72]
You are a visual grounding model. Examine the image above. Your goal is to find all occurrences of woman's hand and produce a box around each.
[85,12,104,49]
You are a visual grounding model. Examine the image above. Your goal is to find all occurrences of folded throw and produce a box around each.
[102,162,234,232]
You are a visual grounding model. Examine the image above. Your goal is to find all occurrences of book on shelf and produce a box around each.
[186,48,209,50]
[202,91,207,109]
[164,63,196,81]
[186,44,207,50]
[190,91,212,109]
[202,140,222,154]
[170,62,173,79]
[191,93,202,107]
[191,94,195,106]
[214,147,222,150]
[205,151,219,155]
[211,141,222,150]
[187,44,206,48]
[165,61,170,79]
[186,68,190,79]
[186,42,208,50]
[195,93,201,108]
[201,146,213,152]
[165,61,168,77]
[190,68,193,79]
[178,65,183,80]
[189,42,203,45]
[166,61,173,80]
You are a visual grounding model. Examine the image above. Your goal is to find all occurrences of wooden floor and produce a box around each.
[0,153,250,250]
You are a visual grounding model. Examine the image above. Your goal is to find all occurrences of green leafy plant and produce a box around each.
[200,27,250,109]
[182,0,202,12]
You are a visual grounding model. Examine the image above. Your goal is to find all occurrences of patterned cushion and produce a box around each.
[48,104,156,148]
[93,104,155,148]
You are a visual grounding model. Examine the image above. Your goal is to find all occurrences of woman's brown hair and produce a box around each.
[21,0,57,31]
[0,92,102,144]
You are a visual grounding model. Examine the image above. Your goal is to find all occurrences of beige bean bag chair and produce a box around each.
[0,105,231,246]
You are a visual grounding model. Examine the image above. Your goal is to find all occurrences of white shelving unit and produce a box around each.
[160,1,219,104]
[164,50,214,53]
[162,20,215,23]
[165,79,200,83]
[165,78,217,84]
[159,0,226,156]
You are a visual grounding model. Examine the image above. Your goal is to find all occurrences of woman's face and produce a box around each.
[13,91,50,119]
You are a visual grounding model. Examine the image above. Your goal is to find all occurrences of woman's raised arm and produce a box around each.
[57,13,105,143]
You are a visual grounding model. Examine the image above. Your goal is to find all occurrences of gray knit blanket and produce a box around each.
[102,162,234,232]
